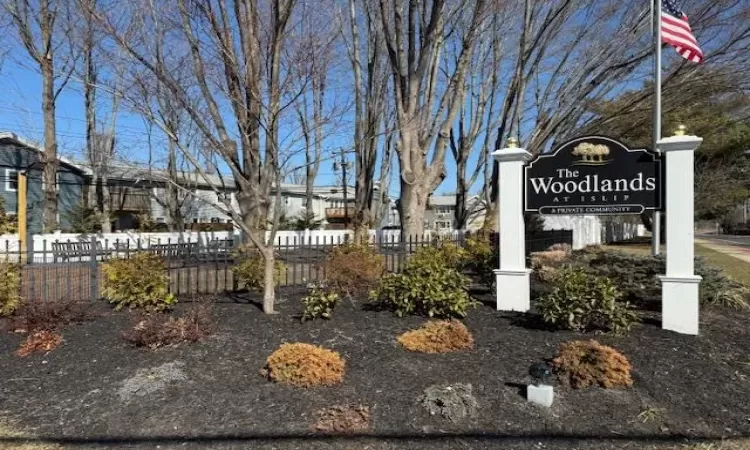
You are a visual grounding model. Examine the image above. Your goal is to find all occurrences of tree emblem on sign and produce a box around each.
[571,143,611,166]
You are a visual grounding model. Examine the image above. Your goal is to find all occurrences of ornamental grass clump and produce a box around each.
[263,343,345,388]
[321,243,384,298]
[101,252,176,311]
[397,320,474,353]
[553,340,633,389]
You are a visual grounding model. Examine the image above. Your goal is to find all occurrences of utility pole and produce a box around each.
[18,172,28,263]
[333,148,351,229]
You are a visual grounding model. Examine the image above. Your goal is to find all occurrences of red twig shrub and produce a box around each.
[397,320,474,353]
[553,340,633,389]
[122,301,215,349]
[10,298,92,334]
[15,330,63,357]
[263,343,345,388]
[321,243,385,298]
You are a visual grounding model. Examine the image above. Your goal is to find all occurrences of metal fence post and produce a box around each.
[90,235,99,302]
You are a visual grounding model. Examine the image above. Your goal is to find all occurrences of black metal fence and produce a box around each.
[0,230,573,302]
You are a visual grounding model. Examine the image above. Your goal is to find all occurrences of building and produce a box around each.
[1,132,360,232]
[0,133,88,234]
[424,194,486,231]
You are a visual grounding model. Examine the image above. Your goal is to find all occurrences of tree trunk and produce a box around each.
[41,55,58,231]
[261,246,276,314]
[398,181,428,238]
[454,158,468,230]
[101,172,111,232]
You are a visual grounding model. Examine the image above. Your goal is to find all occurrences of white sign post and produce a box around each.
[492,138,532,312]
[658,126,703,335]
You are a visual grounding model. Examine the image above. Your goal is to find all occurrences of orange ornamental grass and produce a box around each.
[397,320,474,353]
[263,343,345,388]
[553,340,633,389]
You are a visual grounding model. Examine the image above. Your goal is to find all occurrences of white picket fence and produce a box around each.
[0,228,457,257]
[0,219,641,260]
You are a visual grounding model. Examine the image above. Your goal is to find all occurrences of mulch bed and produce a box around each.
[1,288,750,450]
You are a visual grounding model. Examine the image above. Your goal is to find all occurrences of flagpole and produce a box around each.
[652,0,662,256]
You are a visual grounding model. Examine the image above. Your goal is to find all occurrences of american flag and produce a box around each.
[661,0,703,63]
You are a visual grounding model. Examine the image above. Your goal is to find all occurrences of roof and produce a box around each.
[0,132,85,173]
[428,194,483,207]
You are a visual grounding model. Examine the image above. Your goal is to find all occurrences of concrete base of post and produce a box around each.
[494,269,531,312]
[659,275,702,335]
[527,384,554,407]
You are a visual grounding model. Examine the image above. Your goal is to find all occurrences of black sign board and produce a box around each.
[525,136,662,215]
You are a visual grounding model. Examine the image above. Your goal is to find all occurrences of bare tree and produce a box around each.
[291,1,338,218]
[3,0,76,231]
[378,0,489,237]
[345,0,390,240]
[448,9,503,230]
[92,0,301,313]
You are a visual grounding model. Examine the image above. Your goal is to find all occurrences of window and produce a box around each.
[5,169,18,192]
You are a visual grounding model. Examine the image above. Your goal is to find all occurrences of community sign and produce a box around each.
[524,136,662,215]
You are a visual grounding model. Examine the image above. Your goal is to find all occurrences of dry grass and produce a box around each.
[263,343,345,388]
[311,405,371,434]
[553,340,633,389]
[14,331,62,357]
[397,320,474,353]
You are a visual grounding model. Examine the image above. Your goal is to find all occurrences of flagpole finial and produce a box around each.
[674,124,687,136]
[507,137,519,148]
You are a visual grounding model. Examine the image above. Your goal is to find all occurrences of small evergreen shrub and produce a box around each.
[553,340,633,389]
[15,330,63,357]
[537,266,639,334]
[571,251,749,309]
[397,320,474,353]
[463,235,496,287]
[263,343,345,388]
[301,284,340,321]
[0,262,21,316]
[0,197,18,235]
[102,252,176,311]
[369,247,476,318]
[122,301,215,349]
[409,241,467,271]
[232,246,284,291]
[322,243,384,298]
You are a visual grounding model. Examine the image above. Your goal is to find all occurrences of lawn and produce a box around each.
[2,287,750,450]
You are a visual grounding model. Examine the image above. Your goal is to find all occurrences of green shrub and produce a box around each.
[322,243,384,298]
[301,285,340,321]
[463,235,496,288]
[570,250,749,309]
[408,241,468,271]
[231,246,285,291]
[0,261,22,316]
[537,266,639,334]
[0,197,18,235]
[101,252,176,311]
[369,247,476,318]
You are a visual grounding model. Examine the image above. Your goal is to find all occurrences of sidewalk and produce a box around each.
[695,238,750,264]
